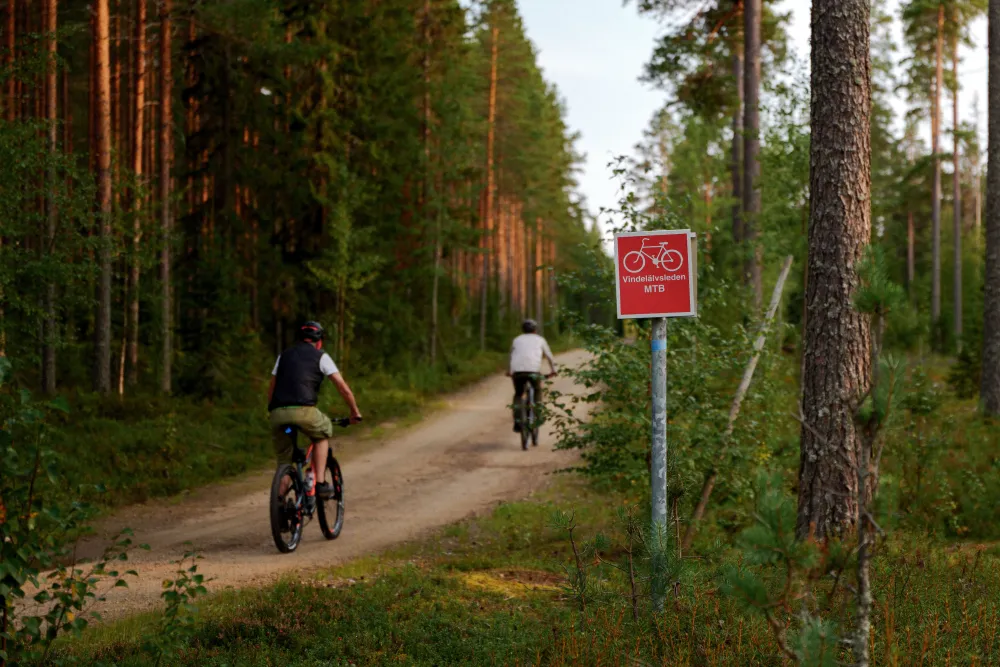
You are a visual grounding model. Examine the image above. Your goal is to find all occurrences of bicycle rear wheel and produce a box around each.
[520,396,530,450]
[317,453,345,539]
[270,464,304,553]
[531,408,540,447]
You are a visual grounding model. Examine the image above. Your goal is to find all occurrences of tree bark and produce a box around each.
[731,51,743,244]
[984,0,1000,415]
[425,0,441,365]
[742,0,763,310]
[4,0,13,122]
[0,0,11,358]
[42,0,57,393]
[93,0,113,393]
[126,0,145,388]
[953,33,963,351]
[932,4,944,330]
[798,0,872,540]
[481,23,498,351]
[907,210,915,294]
[160,0,172,394]
[730,51,743,247]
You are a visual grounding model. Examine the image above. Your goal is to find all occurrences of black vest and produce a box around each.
[269,342,326,411]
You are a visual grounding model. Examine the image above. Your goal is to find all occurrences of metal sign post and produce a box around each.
[613,229,697,613]
[650,317,668,611]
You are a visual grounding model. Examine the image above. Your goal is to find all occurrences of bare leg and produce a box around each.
[312,438,330,490]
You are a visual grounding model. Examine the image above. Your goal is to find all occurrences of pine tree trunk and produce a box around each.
[731,51,743,244]
[112,0,120,165]
[93,0,113,393]
[42,0,57,393]
[425,0,440,364]
[932,4,944,331]
[481,24,498,351]
[742,0,763,310]
[798,0,872,540]
[983,0,1000,415]
[953,35,963,351]
[907,210,916,293]
[0,0,12,357]
[126,0,145,388]
[535,222,543,329]
[160,0,172,394]
[4,0,13,122]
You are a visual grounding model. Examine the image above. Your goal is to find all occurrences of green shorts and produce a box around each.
[269,406,335,463]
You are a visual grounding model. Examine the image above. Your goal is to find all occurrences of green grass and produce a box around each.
[46,348,512,514]
[60,471,1000,666]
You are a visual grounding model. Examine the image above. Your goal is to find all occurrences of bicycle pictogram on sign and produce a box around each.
[621,238,685,274]
[613,229,697,319]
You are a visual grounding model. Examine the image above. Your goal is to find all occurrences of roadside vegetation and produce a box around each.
[4,0,1000,663]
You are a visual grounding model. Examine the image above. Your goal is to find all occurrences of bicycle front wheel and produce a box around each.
[270,464,304,553]
[317,453,345,539]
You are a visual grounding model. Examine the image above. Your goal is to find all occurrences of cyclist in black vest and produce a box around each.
[268,321,362,501]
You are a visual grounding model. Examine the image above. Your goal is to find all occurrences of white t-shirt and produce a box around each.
[509,333,556,374]
[272,352,339,377]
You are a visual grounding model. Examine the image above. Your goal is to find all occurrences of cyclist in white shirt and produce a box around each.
[507,319,557,432]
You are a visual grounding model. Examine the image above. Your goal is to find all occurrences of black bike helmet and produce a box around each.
[298,321,325,342]
[522,319,538,334]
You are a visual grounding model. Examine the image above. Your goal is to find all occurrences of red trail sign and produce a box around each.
[614,230,697,319]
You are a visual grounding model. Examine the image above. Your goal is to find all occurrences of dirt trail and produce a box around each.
[32,350,589,622]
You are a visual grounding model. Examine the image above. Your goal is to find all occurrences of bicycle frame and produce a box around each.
[282,427,316,515]
[639,239,670,262]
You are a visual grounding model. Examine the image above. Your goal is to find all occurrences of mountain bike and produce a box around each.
[622,238,684,274]
[515,372,555,451]
[269,418,353,554]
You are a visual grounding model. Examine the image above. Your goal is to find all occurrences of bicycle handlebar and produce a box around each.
[335,417,361,428]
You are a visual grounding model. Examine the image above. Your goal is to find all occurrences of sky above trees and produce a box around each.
[519,0,989,230]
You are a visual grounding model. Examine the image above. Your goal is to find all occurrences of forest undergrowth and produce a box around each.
[39,311,1000,666]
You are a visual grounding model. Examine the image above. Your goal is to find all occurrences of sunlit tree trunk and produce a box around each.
[126,0,145,388]
[480,23,498,351]
[94,0,113,393]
